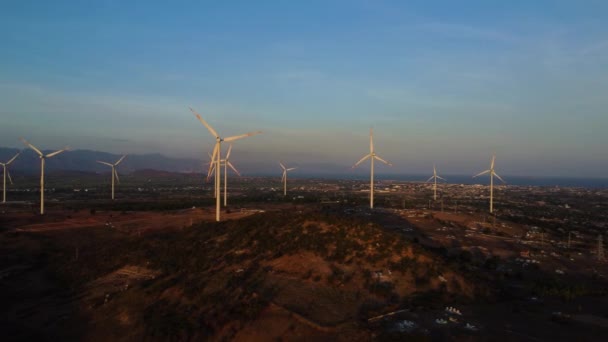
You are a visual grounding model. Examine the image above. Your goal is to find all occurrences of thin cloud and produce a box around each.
[416,22,520,43]
[275,69,326,82]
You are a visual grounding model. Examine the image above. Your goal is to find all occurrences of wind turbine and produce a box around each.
[20,138,68,215]
[207,145,241,206]
[1,151,20,203]
[352,128,392,209]
[96,155,127,200]
[190,107,261,222]
[279,162,297,196]
[426,164,446,201]
[473,154,505,213]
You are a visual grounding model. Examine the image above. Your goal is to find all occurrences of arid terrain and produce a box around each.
[1,176,607,341]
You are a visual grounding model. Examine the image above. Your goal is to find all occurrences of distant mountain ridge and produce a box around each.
[0,147,202,174]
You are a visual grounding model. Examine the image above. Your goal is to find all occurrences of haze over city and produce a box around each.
[1,1,607,177]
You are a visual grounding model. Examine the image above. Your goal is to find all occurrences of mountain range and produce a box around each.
[0,147,203,174]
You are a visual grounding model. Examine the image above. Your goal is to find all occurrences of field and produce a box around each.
[1,175,607,341]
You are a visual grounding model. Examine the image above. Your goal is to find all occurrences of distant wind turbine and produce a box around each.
[279,162,297,196]
[352,128,392,209]
[20,138,68,215]
[473,154,505,213]
[426,164,446,201]
[191,107,262,222]
[207,145,241,206]
[1,151,20,203]
[97,155,127,200]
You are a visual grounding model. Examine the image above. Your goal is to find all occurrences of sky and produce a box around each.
[1,1,607,177]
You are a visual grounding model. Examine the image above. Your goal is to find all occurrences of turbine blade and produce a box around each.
[97,161,113,167]
[493,171,506,183]
[45,149,67,158]
[369,127,374,153]
[114,168,120,184]
[491,155,496,169]
[286,167,297,171]
[281,171,286,182]
[190,107,219,138]
[374,155,392,166]
[207,143,219,178]
[115,155,127,165]
[224,131,262,142]
[20,138,43,156]
[6,152,20,165]
[227,161,241,176]
[473,170,490,178]
[6,168,13,185]
[353,154,371,168]
[226,144,233,160]
[437,176,446,181]
[279,161,286,170]
[426,176,434,183]
[207,163,216,181]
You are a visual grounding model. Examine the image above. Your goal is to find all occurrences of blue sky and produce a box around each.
[1,1,607,177]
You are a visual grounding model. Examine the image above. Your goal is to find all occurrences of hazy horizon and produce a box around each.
[2,1,607,178]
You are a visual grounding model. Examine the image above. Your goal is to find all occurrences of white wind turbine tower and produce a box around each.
[279,162,297,196]
[207,145,241,206]
[191,107,262,222]
[96,155,127,200]
[473,154,505,213]
[1,151,20,203]
[20,138,68,215]
[352,128,392,209]
[427,164,446,201]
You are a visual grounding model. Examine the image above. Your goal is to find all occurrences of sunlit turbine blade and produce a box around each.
[207,143,219,177]
[281,171,286,182]
[490,155,495,169]
[226,144,233,160]
[286,167,297,171]
[115,155,127,165]
[224,131,262,142]
[374,155,392,166]
[20,138,44,156]
[437,176,446,181]
[114,168,120,184]
[426,176,434,183]
[190,107,219,138]
[6,152,20,165]
[493,172,506,183]
[473,170,490,178]
[6,168,13,185]
[227,161,241,176]
[206,163,216,181]
[353,154,371,168]
[279,161,286,170]
[369,127,374,153]
[97,161,113,167]
[46,149,67,158]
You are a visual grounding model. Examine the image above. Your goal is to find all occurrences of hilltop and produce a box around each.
[0,208,485,341]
